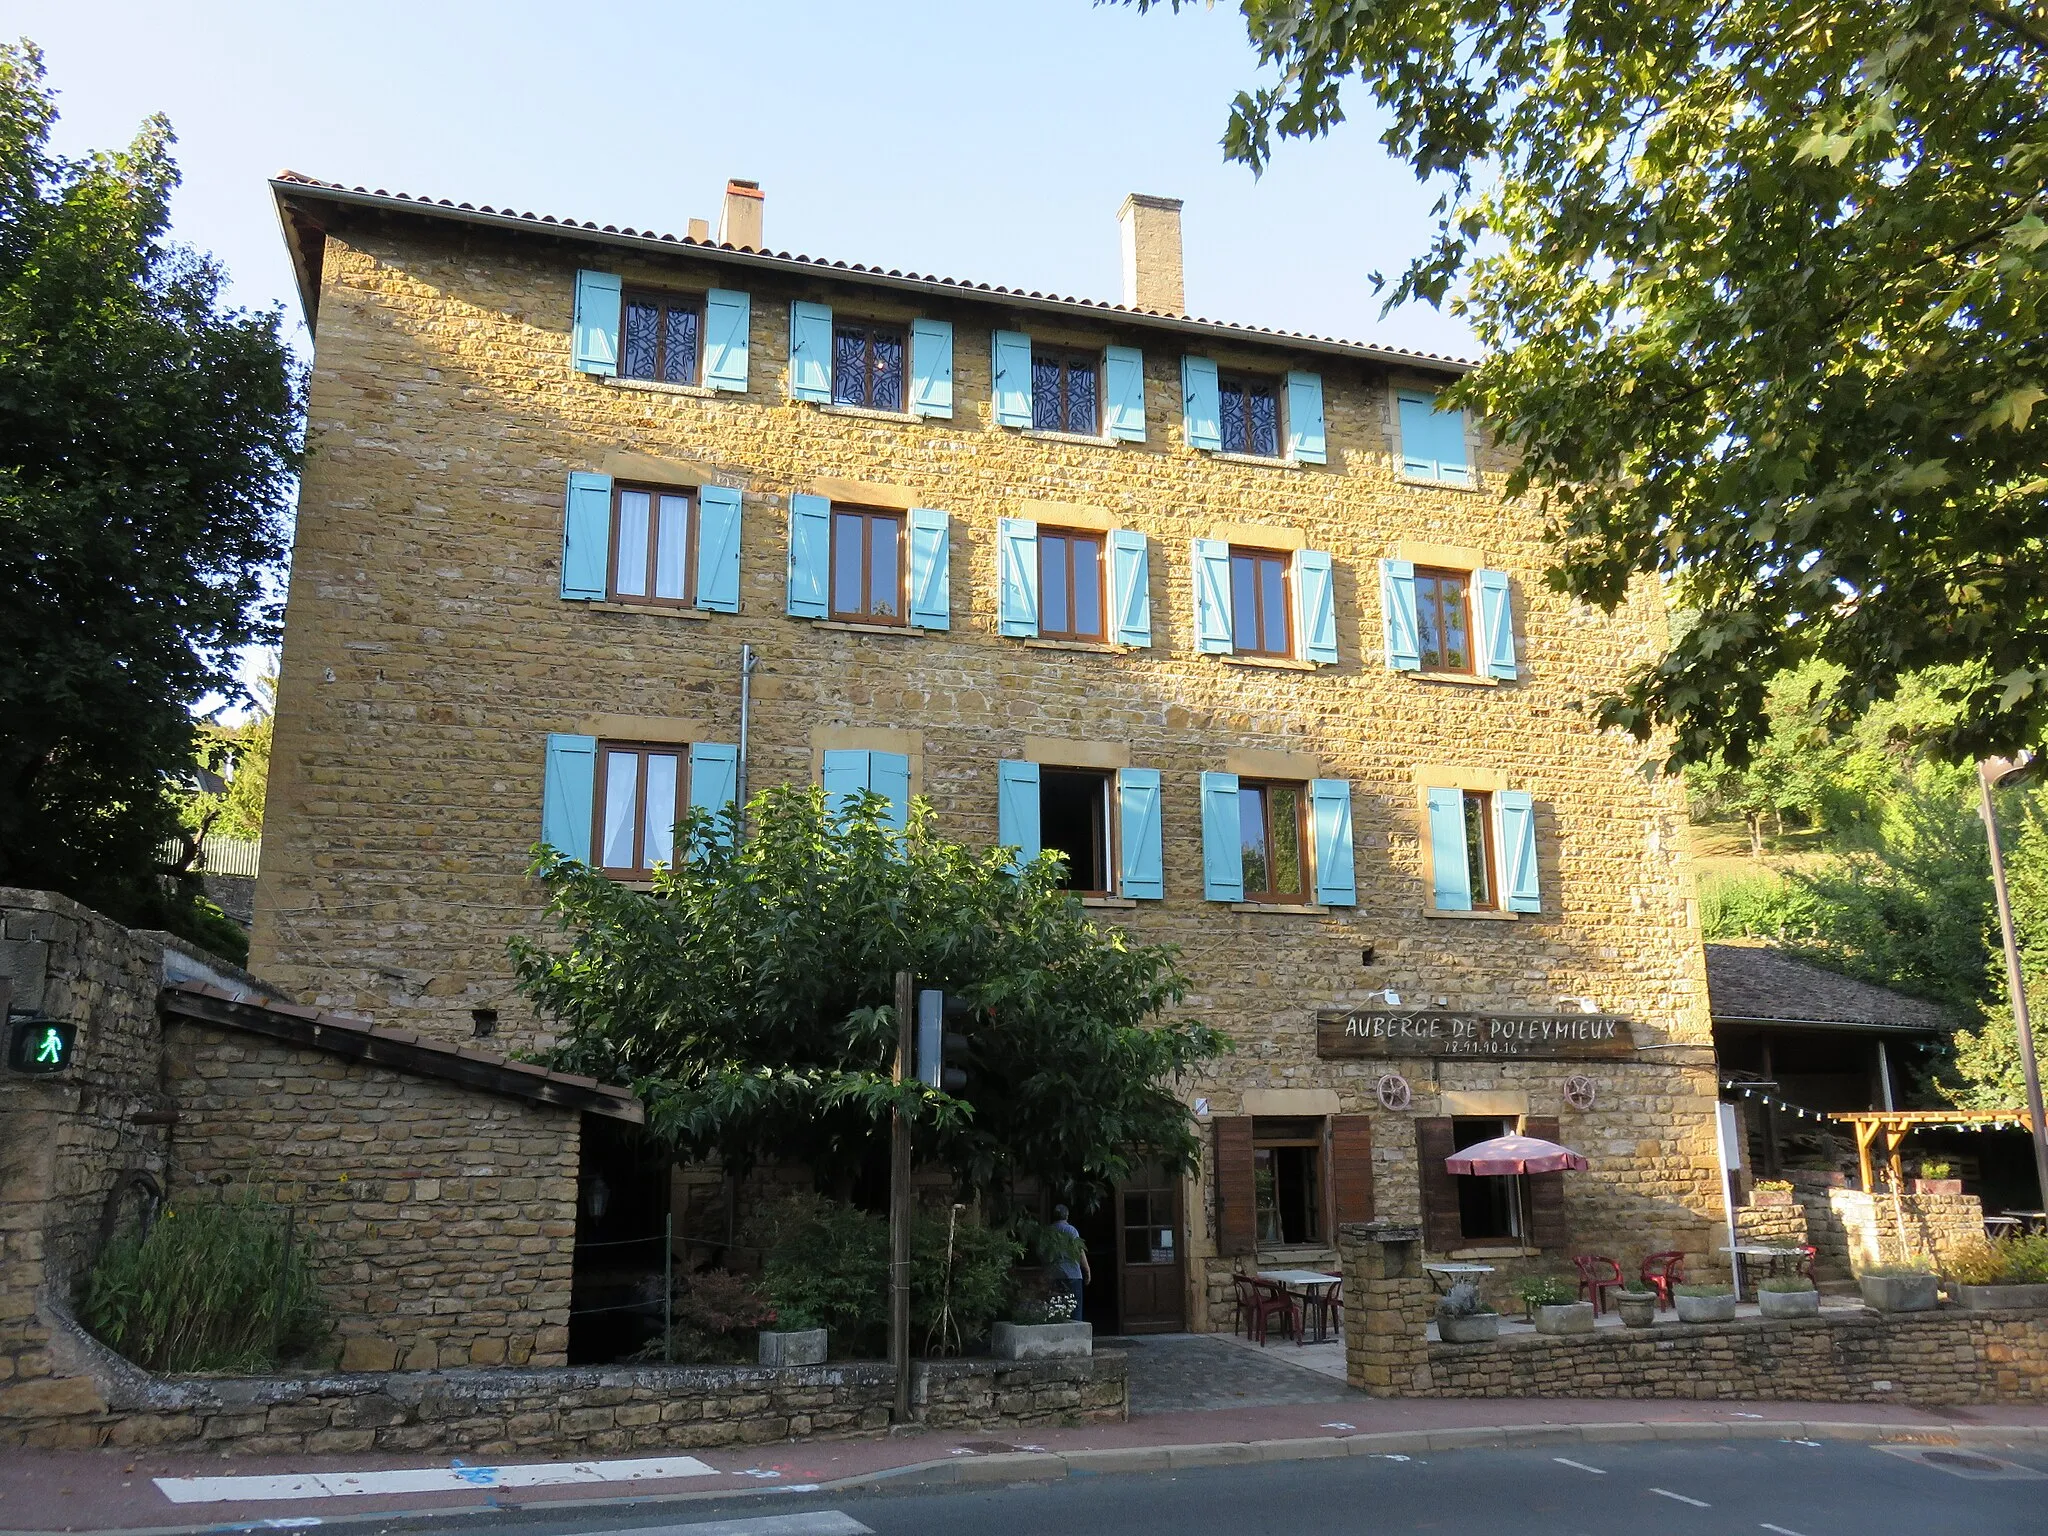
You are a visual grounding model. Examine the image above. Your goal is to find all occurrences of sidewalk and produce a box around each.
[7,1393,2048,1536]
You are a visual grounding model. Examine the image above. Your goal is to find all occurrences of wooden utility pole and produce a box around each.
[1980,764,2048,1209]
[889,969,914,1422]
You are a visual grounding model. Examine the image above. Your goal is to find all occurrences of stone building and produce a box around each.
[251,173,1725,1335]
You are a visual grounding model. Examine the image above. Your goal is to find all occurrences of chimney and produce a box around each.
[1118,193,1184,315]
[686,217,710,243]
[717,179,763,250]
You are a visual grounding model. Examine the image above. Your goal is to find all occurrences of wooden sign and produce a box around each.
[1315,1008,1636,1061]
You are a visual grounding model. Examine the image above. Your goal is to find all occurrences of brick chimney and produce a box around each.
[1118,193,1184,315]
[717,179,763,250]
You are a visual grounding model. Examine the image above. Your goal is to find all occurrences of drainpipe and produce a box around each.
[736,644,759,836]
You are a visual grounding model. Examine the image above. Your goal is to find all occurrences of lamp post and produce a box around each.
[1978,756,2048,1208]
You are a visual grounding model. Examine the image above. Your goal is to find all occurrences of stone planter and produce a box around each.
[1912,1178,1963,1196]
[1751,1189,1796,1208]
[1437,1312,1501,1344]
[991,1321,1092,1360]
[1859,1273,1939,1313]
[1615,1293,1658,1328]
[1951,1282,2048,1311]
[757,1327,827,1367]
[1758,1287,1821,1319]
[1675,1291,1738,1323]
[1533,1302,1596,1336]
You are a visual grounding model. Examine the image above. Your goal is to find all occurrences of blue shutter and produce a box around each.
[1117,767,1164,900]
[561,472,612,601]
[1397,392,1436,479]
[572,270,621,376]
[1426,787,1472,912]
[1110,528,1151,649]
[541,734,597,862]
[1398,390,1470,484]
[1310,779,1356,907]
[1476,567,1517,679]
[908,508,951,630]
[997,759,1041,871]
[1192,537,1234,654]
[1296,548,1338,665]
[1104,346,1146,442]
[997,518,1039,638]
[695,484,743,613]
[1200,771,1244,902]
[704,288,751,391]
[1380,558,1421,670]
[870,751,911,832]
[1286,371,1327,464]
[787,493,831,618]
[1181,355,1221,451]
[1498,789,1540,913]
[992,330,1033,427]
[822,749,870,822]
[910,318,954,418]
[789,301,832,402]
[689,741,740,848]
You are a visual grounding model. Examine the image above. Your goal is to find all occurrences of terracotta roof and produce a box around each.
[1704,943,1954,1034]
[268,171,1477,374]
[159,983,643,1122]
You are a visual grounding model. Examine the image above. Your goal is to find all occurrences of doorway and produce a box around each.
[1116,1160,1186,1333]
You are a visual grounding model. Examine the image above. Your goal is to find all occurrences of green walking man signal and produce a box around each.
[7,1018,76,1074]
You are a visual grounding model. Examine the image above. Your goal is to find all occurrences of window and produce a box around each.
[594,742,685,878]
[609,484,694,606]
[832,322,906,410]
[831,506,905,624]
[1414,567,1473,673]
[1031,349,1099,434]
[1040,768,1111,894]
[1219,373,1281,457]
[1453,1117,1524,1242]
[1229,547,1292,657]
[1039,528,1106,642]
[1253,1118,1323,1247]
[621,290,702,385]
[1461,790,1497,910]
[1238,780,1307,904]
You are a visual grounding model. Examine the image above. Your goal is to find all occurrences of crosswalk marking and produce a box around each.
[154,1454,717,1504]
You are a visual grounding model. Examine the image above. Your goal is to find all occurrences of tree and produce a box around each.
[0,42,300,947]
[1137,0,2048,769]
[510,787,1228,1208]
[177,672,274,846]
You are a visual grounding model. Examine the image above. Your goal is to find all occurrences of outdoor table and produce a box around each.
[1257,1268,1343,1343]
[1984,1214,2023,1237]
[1422,1261,1496,1294]
[2003,1210,2048,1234]
[1723,1243,1808,1293]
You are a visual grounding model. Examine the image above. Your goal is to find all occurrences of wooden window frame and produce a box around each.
[592,740,688,880]
[1040,765,1115,897]
[1031,347,1102,435]
[1413,564,1475,674]
[1252,1117,1325,1248]
[1038,527,1108,643]
[619,288,705,386]
[608,482,697,608]
[830,320,910,411]
[829,504,907,625]
[1461,788,1498,911]
[1218,371,1284,457]
[1451,1115,1525,1243]
[1229,546,1295,658]
[1239,778,1309,905]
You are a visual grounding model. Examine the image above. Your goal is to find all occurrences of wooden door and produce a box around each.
[1117,1160,1186,1333]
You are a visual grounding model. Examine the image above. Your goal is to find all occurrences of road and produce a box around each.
[355,1436,2047,1536]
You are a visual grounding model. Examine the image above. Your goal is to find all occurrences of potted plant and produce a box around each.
[757,1307,828,1367]
[1751,1178,1797,1209]
[1946,1234,2048,1310]
[991,1290,1092,1360]
[1858,1260,1939,1313]
[1615,1279,1659,1328]
[1757,1277,1821,1319]
[1674,1283,1737,1323]
[1515,1274,1594,1335]
[1911,1160,1963,1196]
[1433,1280,1500,1344]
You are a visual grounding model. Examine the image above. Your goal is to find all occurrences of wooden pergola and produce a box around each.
[1830,1110,2038,1192]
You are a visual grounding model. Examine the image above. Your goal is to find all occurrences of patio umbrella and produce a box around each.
[1444,1135,1590,1176]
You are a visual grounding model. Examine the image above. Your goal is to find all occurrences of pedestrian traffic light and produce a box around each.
[7,1017,76,1075]
[915,988,973,1092]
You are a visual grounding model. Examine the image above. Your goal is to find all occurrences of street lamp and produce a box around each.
[1978,754,2048,1208]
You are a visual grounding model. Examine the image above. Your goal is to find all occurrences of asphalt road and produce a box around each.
[362,1437,2048,1536]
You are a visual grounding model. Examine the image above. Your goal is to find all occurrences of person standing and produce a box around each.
[1051,1203,1091,1322]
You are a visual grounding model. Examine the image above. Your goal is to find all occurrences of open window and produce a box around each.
[1040,767,1112,894]
[996,760,1163,900]
[1253,1117,1324,1247]
[1422,782,1540,914]
[1452,1117,1525,1243]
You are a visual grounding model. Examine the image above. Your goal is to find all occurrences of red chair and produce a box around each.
[1796,1245,1817,1282]
[1573,1254,1625,1314]
[1230,1273,1260,1338]
[1300,1279,1343,1344]
[1247,1277,1300,1345]
[1641,1250,1686,1308]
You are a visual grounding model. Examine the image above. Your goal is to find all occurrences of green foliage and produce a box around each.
[1758,1277,1817,1293]
[1673,1283,1735,1298]
[1435,1279,1491,1318]
[512,785,1227,1205]
[79,1190,325,1373]
[1512,1274,1578,1308]
[178,673,273,843]
[915,1209,1022,1355]
[1698,873,1813,944]
[630,1269,778,1364]
[1859,1259,1938,1277]
[1138,0,2048,769]
[0,43,300,941]
[1947,1233,2048,1286]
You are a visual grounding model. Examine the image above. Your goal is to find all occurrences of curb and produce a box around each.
[8,1417,2046,1536]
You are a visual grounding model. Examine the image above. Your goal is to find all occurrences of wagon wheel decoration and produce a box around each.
[1376,1072,1413,1111]
[1563,1074,1598,1111]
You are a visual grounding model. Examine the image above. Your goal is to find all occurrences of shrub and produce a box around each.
[1435,1280,1494,1320]
[1621,1278,1654,1294]
[1754,1179,1794,1194]
[1675,1283,1734,1297]
[1759,1277,1816,1293]
[1011,1291,1077,1325]
[1948,1234,2048,1286]
[1512,1274,1579,1309]
[632,1269,778,1364]
[80,1189,325,1373]
[914,1209,1022,1356]
[1917,1161,1953,1179]
[1859,1259,1937,1277]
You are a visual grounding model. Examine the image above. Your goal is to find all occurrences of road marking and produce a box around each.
[1649,1488,1711,1507]
[632,1516,871,1536]
[1761,1524,1811,1535]
[154,1455,717,1504]
[1553,1457,1607,1474]
[1321,1421,1356,1431]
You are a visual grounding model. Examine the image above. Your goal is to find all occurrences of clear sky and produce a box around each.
[17,0,1477,361]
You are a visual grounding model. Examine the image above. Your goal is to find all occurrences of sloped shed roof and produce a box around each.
[1705,942,1953,1034]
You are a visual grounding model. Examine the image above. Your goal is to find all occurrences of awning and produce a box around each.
[1445,1135,1590,1176]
